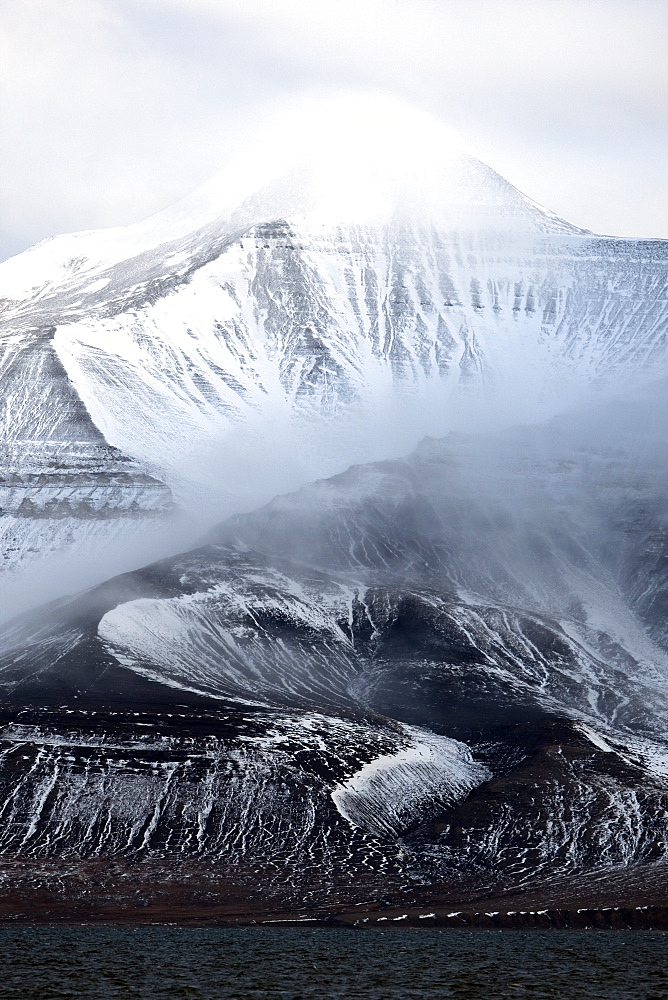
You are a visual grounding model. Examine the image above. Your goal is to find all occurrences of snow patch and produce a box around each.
[331,725,489,838]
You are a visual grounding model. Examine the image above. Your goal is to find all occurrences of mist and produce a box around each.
[2,317,666,628]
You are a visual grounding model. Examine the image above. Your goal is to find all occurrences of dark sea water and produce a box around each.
[0,926,666,1000]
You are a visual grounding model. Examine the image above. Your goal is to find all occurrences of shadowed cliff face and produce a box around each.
[0,383,665,916]
[0,328,176,622]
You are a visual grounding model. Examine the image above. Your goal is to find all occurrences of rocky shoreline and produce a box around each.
[1,905,666,931]
[0,855,665,930]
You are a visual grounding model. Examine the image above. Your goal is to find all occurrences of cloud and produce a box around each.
[0,0,272,256]
[172,0,667,235]
[1,0,666,259]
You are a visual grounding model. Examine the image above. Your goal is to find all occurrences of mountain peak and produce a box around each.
[170,93,582,235]
[0,94,583,302]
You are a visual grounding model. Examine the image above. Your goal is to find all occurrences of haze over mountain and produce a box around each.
[0,97,666,924]
[2,97,665,620]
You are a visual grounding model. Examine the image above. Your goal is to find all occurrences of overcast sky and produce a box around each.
[1,0,666,261]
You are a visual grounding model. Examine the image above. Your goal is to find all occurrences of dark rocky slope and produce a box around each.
[0,391,666,921]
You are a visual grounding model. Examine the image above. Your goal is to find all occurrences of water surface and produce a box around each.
[0,926,665,999]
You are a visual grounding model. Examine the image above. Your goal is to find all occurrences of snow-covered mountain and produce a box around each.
[0,97,666,921]
[1,98,666,615]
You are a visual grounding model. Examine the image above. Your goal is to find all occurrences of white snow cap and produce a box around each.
[177,92,568,231]
[0,93,577,301]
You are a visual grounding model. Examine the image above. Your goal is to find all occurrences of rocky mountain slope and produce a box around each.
[0,387,665,918]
